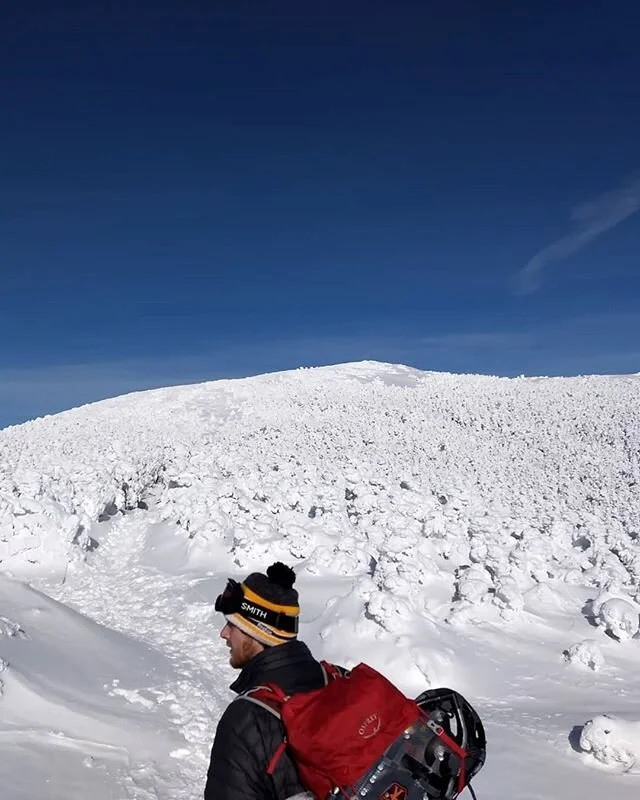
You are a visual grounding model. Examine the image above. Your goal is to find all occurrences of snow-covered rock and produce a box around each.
[596,598,640,642]
[564,639,605,671]
[580,714,640,773]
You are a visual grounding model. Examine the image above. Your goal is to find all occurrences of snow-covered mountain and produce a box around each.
[1,361,640,799]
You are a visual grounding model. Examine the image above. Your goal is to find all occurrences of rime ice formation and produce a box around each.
[580,715,640,773]
[564,639,605,671]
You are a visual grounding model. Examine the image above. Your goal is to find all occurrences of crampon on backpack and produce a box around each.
[238,661,486,800]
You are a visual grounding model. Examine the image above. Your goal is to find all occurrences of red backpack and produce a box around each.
[237,661,485,800]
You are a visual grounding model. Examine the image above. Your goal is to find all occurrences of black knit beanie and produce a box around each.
[225,562,300,646]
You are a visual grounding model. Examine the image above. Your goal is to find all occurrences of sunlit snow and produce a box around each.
[1,361,639,799]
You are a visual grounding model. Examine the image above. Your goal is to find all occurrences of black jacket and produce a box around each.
[204,640,328,800]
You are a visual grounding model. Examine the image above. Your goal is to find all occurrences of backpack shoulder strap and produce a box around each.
[235,683,287,719]
[235,684,290,775]
[235,666,348,779]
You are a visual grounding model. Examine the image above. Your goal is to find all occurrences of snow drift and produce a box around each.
[0,574,183,800]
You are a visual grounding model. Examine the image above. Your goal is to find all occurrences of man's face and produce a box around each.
[220,621,264,668]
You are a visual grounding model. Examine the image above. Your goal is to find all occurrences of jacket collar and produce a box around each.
[230,639,315,695]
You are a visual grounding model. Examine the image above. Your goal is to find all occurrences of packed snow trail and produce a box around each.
[44,505,235,798]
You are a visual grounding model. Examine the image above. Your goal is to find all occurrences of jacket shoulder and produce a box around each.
[223,689,283,729]
[205,691,288,800]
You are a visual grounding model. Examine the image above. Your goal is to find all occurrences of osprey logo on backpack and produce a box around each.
[359,713,381,739]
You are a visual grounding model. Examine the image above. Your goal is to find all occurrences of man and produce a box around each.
[204,562,331,800]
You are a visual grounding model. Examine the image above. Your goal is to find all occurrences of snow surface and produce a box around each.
[1,360,640,799]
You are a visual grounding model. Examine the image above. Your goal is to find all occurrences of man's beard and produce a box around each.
[230,636,261,668]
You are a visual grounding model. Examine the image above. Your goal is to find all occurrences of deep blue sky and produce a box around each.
[2,1,639,427]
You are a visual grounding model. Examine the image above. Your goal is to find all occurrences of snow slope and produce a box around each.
[1,361,640,799]
[0,574,185,799]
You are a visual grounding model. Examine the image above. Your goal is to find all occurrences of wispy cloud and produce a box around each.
[514,172,640,294]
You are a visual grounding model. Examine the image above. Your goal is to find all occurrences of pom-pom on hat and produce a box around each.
[223,562,300,646]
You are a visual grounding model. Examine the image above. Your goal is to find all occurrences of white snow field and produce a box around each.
[1,360,640,799]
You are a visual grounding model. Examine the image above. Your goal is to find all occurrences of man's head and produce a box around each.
[215,561,300,668]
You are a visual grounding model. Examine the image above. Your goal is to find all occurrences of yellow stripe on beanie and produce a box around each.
[241,583,300,616]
